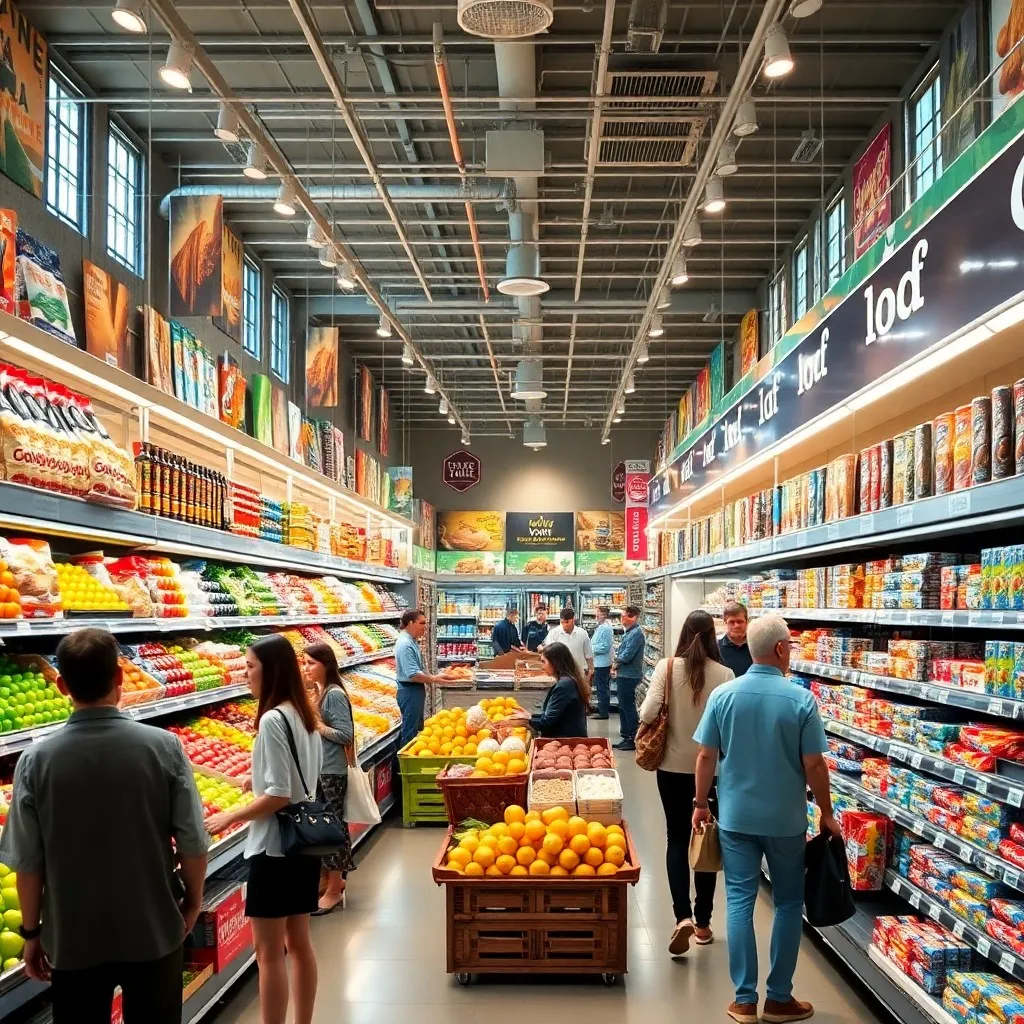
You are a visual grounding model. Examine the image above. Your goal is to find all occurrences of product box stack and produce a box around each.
[826,563,866,609]
[940,564,982,610]
[897,842,1004,931]
[985,642,1024,699]
[981,545,1024,611]
[871,916,974,995]
[797,567,827,609]
[259,496,284,545]
[283,503,315,551]
[185,880,252,973]
[227,482,261,539]
[941,971,1024,1024]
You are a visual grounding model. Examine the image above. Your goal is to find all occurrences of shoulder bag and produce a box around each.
[273,709,346,857]
[635,656,672,772]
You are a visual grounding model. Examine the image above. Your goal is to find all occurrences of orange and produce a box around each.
[475,757,493,772]
[510,865,529,876]
[550,865,570,877]
[495,855,517,875]
[541,806,568,825]
[558,849,580,871]
[464,861,484,877]
[604,845,626,867]
[529,859,550,876]
[459,836,480,854]
[448,848,471,868]
[516,845,537,867]
[464,742,477,755]
[488,763,506,776]
[473,845,496,868]
[508,822,526,842]
[447,864,464,875]
[569,834,591,857]
[541,833,564,857]
[605,833,626,853]
[497,836,518,857]
[573,864,597,876]
[548,819,569,839]
[470,770,488,778]
[567,816,588,838]
[506,758,527,775]
[584,847,605,868]
[505,805,526,826]
[597,862,618,876]
[480,834,500,849]
[607,824,624,836]
[587,823,608,849]
[525,810,542,823]
[524,819,546,843]
[538,849,558,867]
[490,823,509,838]
[439,742,453,755]
[492,751,510,766]
[485,865,503,876]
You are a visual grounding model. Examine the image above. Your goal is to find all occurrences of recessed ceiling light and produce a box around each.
[376,313,392,338]
[670,255,689,286]
[764,23,795,79]
[243,142,267,180]
[214,102,239,143]
[703,177,726,214]
[159,41,193,92]
[111,0,146,34]
[733,97,758,137]
[274,184,298,217]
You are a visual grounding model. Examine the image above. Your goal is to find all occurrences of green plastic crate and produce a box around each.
[397,740,476,826]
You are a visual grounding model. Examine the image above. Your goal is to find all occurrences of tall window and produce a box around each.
[792,239,809,320]
[909,68,942,201]
[242,257,262,359]
[808,220,822,306]
[768,269,787,348]
[271,286,290,382]
[825,194,846,287]
[106,125,142,275]
[45,69,87,232]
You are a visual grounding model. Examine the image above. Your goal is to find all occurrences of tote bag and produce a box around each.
[635,657,672,771]
[345,767,382,827]
[804,830,855,926]
[688,817,723,872]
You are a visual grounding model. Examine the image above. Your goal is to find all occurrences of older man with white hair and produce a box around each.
[691,614,840,1024]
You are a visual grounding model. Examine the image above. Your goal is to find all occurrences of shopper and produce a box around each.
[692,614,841,1024]
[522,602,551,652]
[204,634,323,1024]
[0,627,208,1024]
[639,610,734,955]
[613,605,645,751]
[590,605,614,719]
[541,606,594,682]
[491,603,523,656]
[719,601,753,678]
[395,609,446,747]
[510,642,588,737]
[302,643,355,916]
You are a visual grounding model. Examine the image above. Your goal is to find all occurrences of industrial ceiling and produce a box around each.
[27,0,963,439]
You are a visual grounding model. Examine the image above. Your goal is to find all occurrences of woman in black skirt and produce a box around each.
[204,634,322,1024]
[302,642,356,914]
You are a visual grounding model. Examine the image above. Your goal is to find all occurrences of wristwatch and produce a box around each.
[18,924,41,940]
[692,799,709,810]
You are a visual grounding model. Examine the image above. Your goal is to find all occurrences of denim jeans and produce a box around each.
[397,682,426,747]
[719,829,807,1006]
[593,666,611,716]
[616,675,639,741]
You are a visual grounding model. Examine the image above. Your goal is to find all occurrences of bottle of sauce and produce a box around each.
[137,443,153,514]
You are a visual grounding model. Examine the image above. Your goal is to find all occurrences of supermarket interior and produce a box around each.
[4,0,1024,1022]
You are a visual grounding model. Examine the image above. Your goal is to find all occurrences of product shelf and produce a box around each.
[866,946,960,1024]
[710,606,1024,630]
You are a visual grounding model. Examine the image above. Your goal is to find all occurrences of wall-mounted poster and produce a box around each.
[287,401,302,461]
[436,551,504,575]
[739,309,759,376]
[218,353,245,429]
[709,342,725,410]
[625,460,650,562]
[388,466,413,517]
[143,306,173,395]
[215,225,242,342]
[250,373,273,447]
[853,124,892,258]
[437,510,504,551]
[940,3,978,165]
[82,260,130,371]
[378,386,389,457]
[305,326,338,407]
[0,2,46,199]
[677,392,692,446]
[992,0,1024,118]
[695,366,711,425]
[169,195,223,318]
[575,510,626,575]
[271,387,288,455]
[356,364,374,443]
[504,511,574,576]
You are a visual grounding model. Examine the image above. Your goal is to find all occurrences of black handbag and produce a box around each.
[273,710,346,857]
[804,830,855,927]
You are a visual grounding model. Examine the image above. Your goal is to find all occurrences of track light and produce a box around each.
[656,286,671,311]
[682,217,702,247]
[306,221,324,248]
[670,255,689,286]
[401,343,414,367]
[648,314,665,338]
[336,262,356,291]
[318,244,337,269]
[424,377,437,395]
[703,177,726,214]
[733,97,758,137]
[461,430,471,445]
[601,436,611,445]
[790,0,822,16]
[159,41,193,91]
[243,142,267,180]
[637,341,650,364]
[523,419,547,449]
[214,102,239,143]
[274,185,298,217]
[764,23,795,79]
[448,413,456,425]
[625,373,636,395]
[716,141,739,176]
[111,0,146,34]
[376,313,392,339]
[439,398,449,415]
[616,399,625,416]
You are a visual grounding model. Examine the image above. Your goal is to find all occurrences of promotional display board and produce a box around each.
[82,260,130,371]
[504,512,575,576]
[575,511,626,574]
[650,127,1024,515]
[0,2,46,199]
[625,461,650,562]
[443,449,481,493]
[169,195,223,318]
[437,510,504,552]
[215,225,243,343]
[305,327,338,408]
[388,466,413,517]
[853,124,892,258]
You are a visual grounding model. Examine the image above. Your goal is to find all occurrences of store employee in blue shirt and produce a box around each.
[395,609,446,747]
[613,605,645,750]
[590,606,614,720]
[491,605,523,656]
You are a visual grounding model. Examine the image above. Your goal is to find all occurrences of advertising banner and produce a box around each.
[437,510,504,552]
[611,461,626,503]
[169,195,223,318]
[305,326,338,407]
[506,512,574,551]
[356,364,374,443]
[650,127,1024,515]
[709,342,725,409]
[991,0,1023,119]
[625,460,650,562]
[271,386,288,455]
[677,391,693,445]
[436,550,504,575]
[215,225,242,342]
[378,387,389,457]
[853,124,892,258]
[388,466,413,517]
[695,368,711,425]
[144,306,173,395]
[740,309,759,376]
[941,3,979,164]
[249,373,272,447]
[505,551,574,575]
[575,510,625,575]
[0,2,46,198]
[82,260,130,371]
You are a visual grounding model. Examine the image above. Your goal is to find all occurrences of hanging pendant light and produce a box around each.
[214,102,239,143]
[424,377,437,395]
[448,413,456,425]
[682,217,702,247]
[648,314,665,338]
[243,142,268,180]
[461,430,471,445]
[733,97,758,137]
[159,41,193,91]
[306,221,324,248]
[763,23,795,79]
[439,397,449,416]
[111,0,146,33]
[318,244,337,269]
[336,262,356,291]
[401,343,414,366]
[601,436,611,445]
[376,313,393,339]
[274,184,298,217]
[790,0,823,17]
[670,255,689,286]
[703,177,726,214]
[625,373,636,395]
[656,286,671,311]
[523,419,547,449]
[510,358,547,400]
[716,140,739,176]
[637,340,650,364]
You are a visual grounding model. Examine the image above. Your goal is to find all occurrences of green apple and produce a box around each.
[0,864,11,878]
[3,910,22,932]
[1,890,19,912]
[0,931,24,960]
[2,958,18,972]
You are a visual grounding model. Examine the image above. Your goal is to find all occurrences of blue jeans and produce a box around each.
[397,683,426,747]
[616,675,639,740]
[719,829,806,1006]
[593,666,611,716]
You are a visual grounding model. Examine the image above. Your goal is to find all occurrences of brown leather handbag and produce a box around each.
[635,656,672,771]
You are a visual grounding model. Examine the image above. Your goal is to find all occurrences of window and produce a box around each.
[808,220,822,306]
[106,125,143,275]
[792,239,809,321]
[768,269,787,348]
[270,286,290,382]
[45,70,87,232]
[825,194,846,287]
[242,257,262,359]
[909,68,942,201]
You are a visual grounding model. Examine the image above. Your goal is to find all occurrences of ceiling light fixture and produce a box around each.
[461,430,471,445]
[616,399,626,416]
[716,140,739,176]
[790,0,823,16]
[111,0,147,34]
[498,211,549,297]
[424,377,437,395]
[523,419,547,449]
[214,102,239,143]
[318,244,337,269]
[306,221,324,248]
[625,373,636,395]
[401,343,414,367]
[656,286,671,311]
[510,358,547,400]
[763,23,795,79]
[376,313,392,339]
[670,255,689,286]
[274,184,298,217]
[448,413,456,425]
[601,436,611,445]
[637,340,650,364]
[159,41,193,91]
[648,314,665,338]
[336,262,356,291]
[243,142,268,180]
[733,97,758,137]
[703,177,726,214]
[439,397,449,415]
[682,217,702,247]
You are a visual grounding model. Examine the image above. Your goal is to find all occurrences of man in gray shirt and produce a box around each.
[0,628,209,1024]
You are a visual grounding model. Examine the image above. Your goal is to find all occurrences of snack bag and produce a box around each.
[2,537,62,618]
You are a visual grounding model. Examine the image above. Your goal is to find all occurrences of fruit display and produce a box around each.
[127,643,198,698]
[116,655,164,706]
[441,805,630,878]
[54,561,130,614]
[3,538,59,618]
[168,717,253,778]
[193,771,254,838]
[407,699,530,774]
[106,555,190,618]
[192,641,246,686]
[204,699,256,730]
[165,644,227,692]
[178,567,237,617]
[0,655,71,730]
[206,565,285,617]
[533,740,613,771]
[0,864,25,972]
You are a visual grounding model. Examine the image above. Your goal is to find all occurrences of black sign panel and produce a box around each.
[506,512,575,551]
[650,128,1024,515]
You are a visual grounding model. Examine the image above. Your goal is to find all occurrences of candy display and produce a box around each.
[871,916,974,995]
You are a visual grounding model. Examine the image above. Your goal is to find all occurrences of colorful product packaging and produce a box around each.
[993,385,1014,480]
[972,395,992,486]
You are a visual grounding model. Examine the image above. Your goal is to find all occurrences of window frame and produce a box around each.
[792,238,809,321]
[45,67,88,233]
[242,257,262,360]
[270,285,290,383]
[908,65,943,203]
[106,123,144,276]
[825,192,846,288]
[768,268,787,348]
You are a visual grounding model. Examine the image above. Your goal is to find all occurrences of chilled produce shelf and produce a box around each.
[706,606,1024,630]
[356,725,401,767]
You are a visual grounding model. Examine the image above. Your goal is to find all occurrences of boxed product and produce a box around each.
[185,880,251,973]
[843,811,889,890]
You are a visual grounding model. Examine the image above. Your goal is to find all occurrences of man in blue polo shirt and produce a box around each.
[692,614,840,1024]
[395,609,446,747]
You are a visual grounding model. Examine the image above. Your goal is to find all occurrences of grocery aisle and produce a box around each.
[208,718,885,1024]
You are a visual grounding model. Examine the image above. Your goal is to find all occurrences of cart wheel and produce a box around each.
[455,973,472,987]
[601,973,620,987]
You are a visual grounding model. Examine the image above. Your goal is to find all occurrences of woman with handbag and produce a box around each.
[638,610,734,956]
[204,634,323,1024]
[303,642,356,915]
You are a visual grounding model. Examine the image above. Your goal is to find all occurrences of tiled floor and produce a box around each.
[209,718,885,1024]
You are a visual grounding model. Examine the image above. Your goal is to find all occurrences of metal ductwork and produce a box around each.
[498,210,548,297]
[627,0,669,53]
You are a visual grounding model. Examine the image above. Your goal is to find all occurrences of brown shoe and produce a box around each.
[762,998,814,1023]
[726,1004,759,1023]
[669,919,695,955]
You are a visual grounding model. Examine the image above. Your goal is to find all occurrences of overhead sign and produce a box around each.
[442,449,481,492]
[650,128,1024,516]
[612,461,626,503]
[625,460,650,561]
[853,123,892,258]
[506,512,575,551]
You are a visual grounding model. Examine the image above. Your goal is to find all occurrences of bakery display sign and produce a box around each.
[575,511,626,575]
[611,461,626,503]
[505,512,574,576]
[442,448,481,492]
[437,510,504,575]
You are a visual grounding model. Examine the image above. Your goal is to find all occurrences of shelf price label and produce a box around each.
[896,506,914,527]
[977,937,992,958]
[969,612,983,627]
[941,611,955,626]
[952,920,967,938]
[948,492,972,517]
[909,753,923,769]
[988,700,1004,716]
[953,769,966,785]
[1002,952,1018,974]
[827,523,840,542]
[908,892,921,908]
[1005,868,1023,890]
[1010,789,1024,809]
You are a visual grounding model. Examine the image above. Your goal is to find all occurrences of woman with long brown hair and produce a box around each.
[204,633,322,1024]
[302,642,355,914]
[509,641,589,737]
[639,609,735,957]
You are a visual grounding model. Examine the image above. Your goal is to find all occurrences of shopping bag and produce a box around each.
[804,830,855,927]
[344,767,382,827]
[688,817,723,872]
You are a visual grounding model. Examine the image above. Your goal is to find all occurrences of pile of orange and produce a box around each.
[470,749,528,778]
[407,704,528,759]
[444,805,628,878]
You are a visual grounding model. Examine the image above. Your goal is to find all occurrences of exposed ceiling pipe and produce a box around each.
[145,0,469,436]
[573,0,616,303]
[433,23,490,302]
[478,314,513,436]
[601,0,789,441]
[283,0,433,301]
[561,313,578,424]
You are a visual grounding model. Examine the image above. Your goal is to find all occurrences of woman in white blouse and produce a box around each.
[639,609,734,957]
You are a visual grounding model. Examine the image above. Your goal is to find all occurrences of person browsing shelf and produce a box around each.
[718,601,753,678]
[522,603,551,652]
[395,609,447,747]
[590,605,614,720]
[613,605,645,751]
[541,607,594,682]
[491,604,523,656]
[509,643,588,738]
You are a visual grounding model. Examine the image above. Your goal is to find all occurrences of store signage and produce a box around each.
[650,128,1024,515]
[853,123,892,258]
[506,512,575,551]
[625,460,650,561]
[442,449,481,492]
[612,461,626,503]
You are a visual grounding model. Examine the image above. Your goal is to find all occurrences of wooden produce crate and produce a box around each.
[436,744,532,825]
[397,740,476,826]
[532,736,616,768]
[433,822,641,984]
[528,769,576,816]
